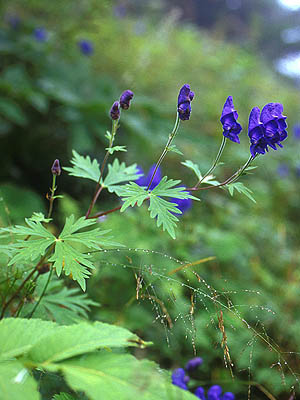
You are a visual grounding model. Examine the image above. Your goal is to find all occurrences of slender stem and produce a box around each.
[146,113,180,191]
[87,204,122,219]
[195,136,226,188]
[47,174,57,218]
[0,245,54,319]
[188,155,255,192]
[85,119,119,219]
[28,267,53,318]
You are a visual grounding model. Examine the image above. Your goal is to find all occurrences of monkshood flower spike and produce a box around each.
[220,96,242,143]
[171,368,189,390]
[177,84,194,121]
[248,103,288,157]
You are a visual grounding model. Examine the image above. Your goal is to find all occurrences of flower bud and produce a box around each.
[110,101,120,120]
[51,159,61,176]
[120,90,134,110]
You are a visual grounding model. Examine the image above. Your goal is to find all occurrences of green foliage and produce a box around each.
[53,394,76,400]
[227,181,256,203]
[0,318,195,400]
[102,159,141,195]
[63,151,101,183]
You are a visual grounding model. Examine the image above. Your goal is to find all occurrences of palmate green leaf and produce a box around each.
[27,321,139,364]
[148,196,180,240]
[21,274,98,324]
[0,361,40,400]
[102,159,142,195]
[0,318,57,361]
[120,183,149,211]
[168,144,183,155]
[63,150,100,183]
[47,352,196,400]
[227,182,256,203]
[151,176,199,200]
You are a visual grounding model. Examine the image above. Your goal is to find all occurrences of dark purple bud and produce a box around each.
[110,101,120,120]
[78,39,94,56]
[120,90,134,110]
[51,159,61,176]
[177,84,194,121]
[220,96,242,143]
[185,357,203,371]
[34,27,48,42]
[195,386,206,400]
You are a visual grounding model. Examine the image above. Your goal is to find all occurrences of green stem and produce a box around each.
[85,119,119,218]
[28,267,53,318]
[195,136,226,188]
[47,174,57,218]
[147,113,180,191]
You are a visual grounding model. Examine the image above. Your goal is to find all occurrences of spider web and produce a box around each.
[91,247,300,399]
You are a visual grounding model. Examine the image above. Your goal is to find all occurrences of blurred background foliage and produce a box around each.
[1,0,300,399]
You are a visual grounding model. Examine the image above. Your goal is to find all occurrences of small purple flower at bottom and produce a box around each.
[34,27,48,42]
[171,368,189,390]
[78,39,94,56]
[220,96,242,143]
[207,385,222,400]
[222,393,235,400]
[195,386,206,400]
[135,165,161,190]
[185,357,203,371]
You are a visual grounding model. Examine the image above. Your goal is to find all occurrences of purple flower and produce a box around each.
[34,27,48,42]
[78,39,94,56]
[171,368,189,390]
[248,103,288,157]
[177,84,194,121]
[293,124,300,140]
[135,165,161,190]
[207,385,223,400]
[120,90,134,110]
[221,393,235,400]
[110,101,120,120]
[51,159,61,176]
[6,15,21,30]
[170,196,192,215]
[195,387,206,400]
[220,96,242,143]
[185,357,203,371]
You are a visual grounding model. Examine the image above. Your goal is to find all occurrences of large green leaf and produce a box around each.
[0,318,57,361]
[0,361,40,400]
[27,321,139,365]
[48,352,196,400]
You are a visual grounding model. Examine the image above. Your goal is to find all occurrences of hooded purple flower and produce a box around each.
[110,101,120,120]
[177,84,194,121]
[34,27,48,42]
[195,386,206,400]
[171,368,189,390]
[120,90,134,110]
[78,39,94,56]
[248,103,287,157]
[220,96,242,143]
[185,357,203,371]
[135,165,162,190]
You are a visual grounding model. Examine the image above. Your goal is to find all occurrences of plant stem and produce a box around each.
[28,267,53,318]
[146,113,180,191]
[85,119,119,218]
[188,155,255,192]
[195,136,226,188]
[47,174,57,218]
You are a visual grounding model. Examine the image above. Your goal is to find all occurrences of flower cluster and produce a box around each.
[248,103,287,157]
[177,84,195,121]
[220,96,242,143]
[109,90,134,120]
[136,165,192,214]
[171,357,235,400]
